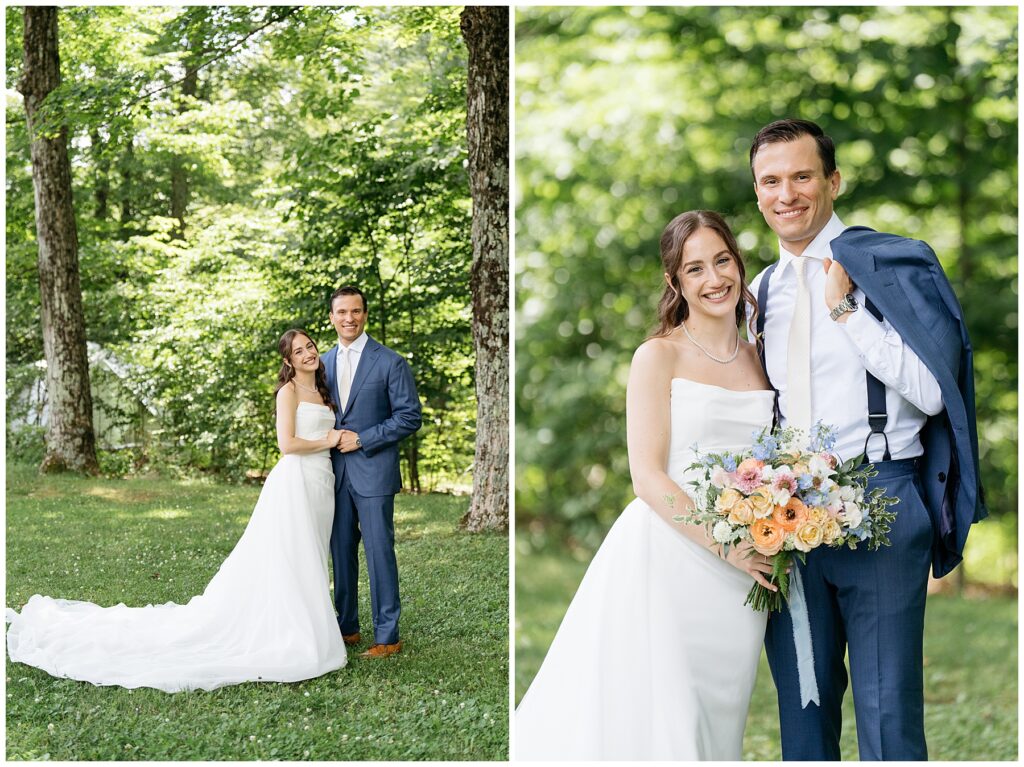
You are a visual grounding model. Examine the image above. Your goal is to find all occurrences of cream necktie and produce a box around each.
[787,256,812,435]
[337,347,352,413]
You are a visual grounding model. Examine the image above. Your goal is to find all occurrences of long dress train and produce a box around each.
[6,402,346,692]
[516,378,775,760]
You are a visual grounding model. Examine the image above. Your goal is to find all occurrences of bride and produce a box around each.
[516,210,777,760]
[6,329,348,692]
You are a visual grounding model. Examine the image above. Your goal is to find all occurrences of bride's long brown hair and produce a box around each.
[649,210,759,341]
[273,329,335,411]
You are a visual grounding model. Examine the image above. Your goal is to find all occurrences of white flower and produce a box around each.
[808,453,835,478]
[712,520,737,544]
[772,489,792,507]
[843,501,862,529]
[839,485,857,502]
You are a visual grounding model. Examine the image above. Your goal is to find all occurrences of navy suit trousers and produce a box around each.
[330,476,400,645]
[765,459,932,760]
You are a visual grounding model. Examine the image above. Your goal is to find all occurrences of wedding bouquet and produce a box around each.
[673,422,899,612]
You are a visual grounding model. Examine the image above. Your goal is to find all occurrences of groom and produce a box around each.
[322,285,422,659]
[748,119,985,759]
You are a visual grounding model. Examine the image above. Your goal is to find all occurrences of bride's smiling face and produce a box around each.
[667,227,742,321]
[289,335,320,374]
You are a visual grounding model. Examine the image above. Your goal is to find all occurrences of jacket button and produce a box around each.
[938,472,946,482]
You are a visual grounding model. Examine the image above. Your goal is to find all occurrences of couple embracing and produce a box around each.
[7,286,421,690]
[515,119,985,760]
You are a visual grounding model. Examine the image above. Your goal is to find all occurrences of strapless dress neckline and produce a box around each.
[671,377,775,397]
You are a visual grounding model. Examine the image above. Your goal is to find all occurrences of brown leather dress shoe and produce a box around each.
[342,632,361,646]
[359,640,403,659]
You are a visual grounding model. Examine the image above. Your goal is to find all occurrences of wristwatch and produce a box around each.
[355,434,362,449]
[829,293,859,322]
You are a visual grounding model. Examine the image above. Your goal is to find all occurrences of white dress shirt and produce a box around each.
[336,331,368,407]
[749,213,944,463]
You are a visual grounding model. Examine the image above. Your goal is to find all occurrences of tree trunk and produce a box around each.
[91,128,110,220]
[460,6,509,532]
[118,132,134,237]
[21,7,99,474]
[407,435,421,494]
[170,62,198,240]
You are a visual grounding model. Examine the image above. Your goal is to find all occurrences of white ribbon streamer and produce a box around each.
[788,566,820,708]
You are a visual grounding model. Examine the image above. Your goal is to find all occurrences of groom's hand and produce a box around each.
[338,430,361,453]
[823,257,855,321]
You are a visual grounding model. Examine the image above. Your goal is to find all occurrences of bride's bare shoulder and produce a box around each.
[631,336,679,375]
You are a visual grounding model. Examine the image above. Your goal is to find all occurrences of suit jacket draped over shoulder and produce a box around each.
[831,226,987,577]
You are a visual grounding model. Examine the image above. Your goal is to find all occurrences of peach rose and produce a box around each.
[747,487,775,519]
[794,520,824,552]
[751,517,785,556]
[772,497,808,533]
[728,498,756,526]
[715,488,743,515]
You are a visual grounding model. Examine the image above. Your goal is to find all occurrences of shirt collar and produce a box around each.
[338,331,368,354]
[778,213,846,273]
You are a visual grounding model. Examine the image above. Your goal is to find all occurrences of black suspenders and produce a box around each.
[755,261,891,462]
[756,262,781,427]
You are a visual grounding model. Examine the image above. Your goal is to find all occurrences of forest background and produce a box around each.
[515,4,1018,587]
[7,5,477,492]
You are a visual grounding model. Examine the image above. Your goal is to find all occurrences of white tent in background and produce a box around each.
[10,342,161,450]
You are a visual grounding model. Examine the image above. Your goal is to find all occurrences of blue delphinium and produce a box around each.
[802,488,827,507]
[797,473,815,491]
[751,430,778,462]
[809,421,838,453]
[722,455,737,472]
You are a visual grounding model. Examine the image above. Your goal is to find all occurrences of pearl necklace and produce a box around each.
[680,321,740,364]
[293,379,319,394]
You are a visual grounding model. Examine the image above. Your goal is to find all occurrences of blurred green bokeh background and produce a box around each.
[514,10,1018,754]
[514,5,1017,585]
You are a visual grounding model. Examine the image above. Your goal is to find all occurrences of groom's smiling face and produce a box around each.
[330,294,367,345]
[752,133,841,256]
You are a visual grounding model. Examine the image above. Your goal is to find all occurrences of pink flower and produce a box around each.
[733,458,765,494]
[770,470,797,505]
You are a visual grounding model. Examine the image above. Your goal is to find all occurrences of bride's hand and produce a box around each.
[722,541,778,591]
[326,429,342,447]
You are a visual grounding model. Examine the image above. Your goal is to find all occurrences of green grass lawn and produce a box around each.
[516,546,1017,761]
[6,463,508,761]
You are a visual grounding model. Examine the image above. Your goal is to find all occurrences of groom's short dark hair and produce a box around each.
[749,119,837,178]
[330,285,367,312]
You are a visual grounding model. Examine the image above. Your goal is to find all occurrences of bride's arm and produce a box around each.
[276,386,341,455]
[626,341,717,551]
[627,342,777,589]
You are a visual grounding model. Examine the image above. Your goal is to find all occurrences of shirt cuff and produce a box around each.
[840,303,886,354]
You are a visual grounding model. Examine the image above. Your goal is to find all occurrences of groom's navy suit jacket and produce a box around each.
[831,227,987,577]
[322,335,421,497]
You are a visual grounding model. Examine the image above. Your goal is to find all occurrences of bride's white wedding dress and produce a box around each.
[516,378,775,760]
[6,402,347,692]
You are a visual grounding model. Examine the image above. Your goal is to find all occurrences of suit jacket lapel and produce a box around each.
[344,336,383,412]
[323,345,338,398]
